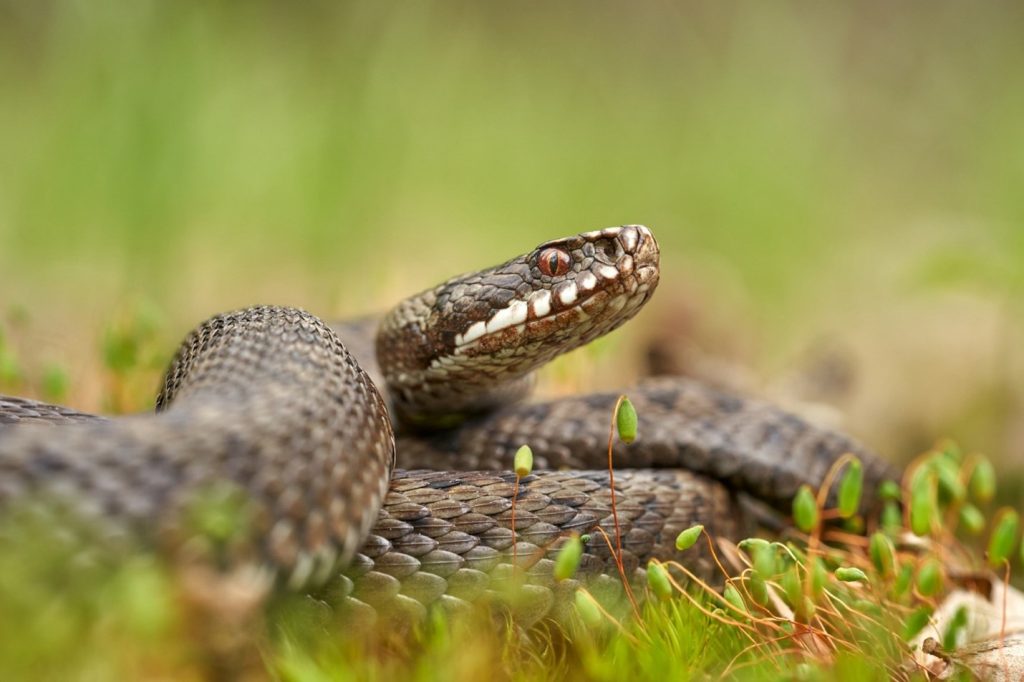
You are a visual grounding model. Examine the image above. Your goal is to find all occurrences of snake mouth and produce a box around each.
[451,224,659,354]
[377,224,661,424]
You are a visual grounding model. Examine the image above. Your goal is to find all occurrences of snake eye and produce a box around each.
[538,248,571,277]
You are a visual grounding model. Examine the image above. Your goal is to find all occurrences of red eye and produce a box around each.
[538,248,571,277]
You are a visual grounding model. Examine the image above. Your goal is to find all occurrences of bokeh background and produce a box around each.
[0,1,1022,493]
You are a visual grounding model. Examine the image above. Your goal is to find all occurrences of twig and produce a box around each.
[511,473,521,571]
[606,395,627,563]
[592,527,641,620]
[704,529,732,583]
[574,588,641,646]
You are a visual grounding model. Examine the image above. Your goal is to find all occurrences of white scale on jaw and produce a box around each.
[451,297,529,348]
[451,273,600,350]
[557,281,578,306]
[443,226,652,357]
[577,272,597,291]
[530,289,552,316]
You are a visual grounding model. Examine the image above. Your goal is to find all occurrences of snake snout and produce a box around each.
[628,224,660,289]
[622,224,658,263]
[378,225,665,425]
[609,224,659,294]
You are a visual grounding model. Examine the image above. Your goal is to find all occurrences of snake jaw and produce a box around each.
[454,224,659,352]
[377,225,660,427]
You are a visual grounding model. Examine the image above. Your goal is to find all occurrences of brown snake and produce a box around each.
[0,225,895,623]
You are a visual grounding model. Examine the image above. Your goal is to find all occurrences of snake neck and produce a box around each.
[376,225,660,430]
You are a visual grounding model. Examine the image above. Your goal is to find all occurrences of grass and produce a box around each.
[0,2,1023,679]
[2,2,1024,462]
[0,451,1007,682]
[0,370,1013,680]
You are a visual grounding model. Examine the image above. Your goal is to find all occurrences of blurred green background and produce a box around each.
[0,1,1022,476]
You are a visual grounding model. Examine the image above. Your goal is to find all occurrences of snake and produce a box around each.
[0,225,896,624]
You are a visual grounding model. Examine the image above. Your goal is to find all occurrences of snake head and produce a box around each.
[448,224,660,355]
[378,225,660,428]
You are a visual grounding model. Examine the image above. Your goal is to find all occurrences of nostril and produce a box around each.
[595,238,617,261]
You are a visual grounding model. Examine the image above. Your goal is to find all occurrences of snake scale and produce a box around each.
[0,225,895,624]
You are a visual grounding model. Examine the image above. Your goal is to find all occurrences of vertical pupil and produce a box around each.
[548,253,559,274]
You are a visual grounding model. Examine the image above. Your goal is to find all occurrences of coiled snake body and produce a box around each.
[0,225,894,622]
